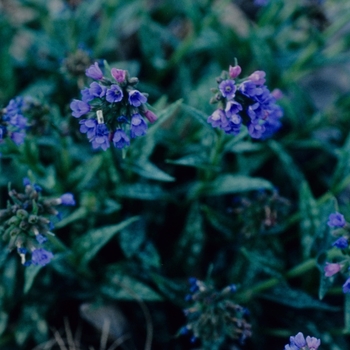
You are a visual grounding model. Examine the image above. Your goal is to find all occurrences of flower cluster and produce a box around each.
[180,278,251,346]
[208,63,283,139]
[1,96,51,146]
[324,212,350,293]
[1,97,27,145]
[284,332,321,350]
[0,178,75,266]
[70,62,157,150]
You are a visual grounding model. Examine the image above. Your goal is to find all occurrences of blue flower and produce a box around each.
[130,114,148,138]
[36,234,47,244]
[343,278,350,293]
[70,99,91,118]
[128,90,147,107]
[85,62,103,80]
[79,119,97,138]
[225,100,242,118]
[332,237,348,249]
[239,80,261,98]
[113,129,130,149]
[248,122,265,139]
[207,109,229,129]
[219,80,236,100]
[81,88,94,102]
[106,84,123,103]
[11,132,25,145]
[90,123,110,151]
[31,248,54,266]
[89,82,106,98]
[9,114,27,129]
[290,332,306,348]
[327,212,346,228]
[60,193,76,206]
[306,336,321,349]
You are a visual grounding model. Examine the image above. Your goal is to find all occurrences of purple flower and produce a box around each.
[343,278,350,293]
[239,80,261,97]
[70,99,91,118]
[11,132,25,145]
[225,101,242,118]
[113,129,130,149]
[79,119,97,138]
[128,90,147,107]
[81,88,94,102]
[111,68,126,83]
[219,80,236,100]
[306,336,321,349]
[248,70,266,85]
[106,84,123,103]
[91,123,110,150]
[130,114,148,138]
[5,97,23,117]
[31,248,54,266]
[248,122,265,139]
[290,332,306,348]
[89,82,107,98]
[144,110,157,123]
[332,237,348,249]
[271,88,283,100]
[229,65,241,79]
[324,262,341,277]
[9,114,27,128]
[85,62,103,80]
[23,177,31,186]
[207,109,229,129]
[36,234,47,244]
[327,212,346,228]
[60,193,76,206]
[284,345,299,350]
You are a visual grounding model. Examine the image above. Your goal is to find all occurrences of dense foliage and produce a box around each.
[1,0,350,349]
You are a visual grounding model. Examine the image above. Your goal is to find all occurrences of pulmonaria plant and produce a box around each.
[208,63,283,139]
[284,332,321,350]
[0,178,75,266]
[70,62,158,151]
[180,278,251,347]
[323,212,350,293]
[0,96,51,146]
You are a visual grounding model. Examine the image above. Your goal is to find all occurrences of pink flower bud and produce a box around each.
[229,65,242,79]
[144,110,157,123]
[111,68,126,83]
[324,262,341,277]
[271,88,283,100]
[248,70,266,85]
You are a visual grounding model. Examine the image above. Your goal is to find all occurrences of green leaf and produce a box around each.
[116,183,168,200]
[299,181,320,258]
[54,207,87,229]
[192,174,273,198]
[182,104,214,130]
[74,217,140,264]
[0,312,8,336]
[24,265,42,294]
[345,293,350,333]
[125,160,175,182]
[260,285,339,311]
[174,201,205,270]
[166,154,220,170]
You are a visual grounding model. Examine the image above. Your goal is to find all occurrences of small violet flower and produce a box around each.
[31,248,54,266]
[91,123,110,151]
[89,82,107,98]
[306,336,321,350]
[327,212,346,228]
[85,62,103,80]
[324,262,341,277]
[11,132,25,145]
[36,234,47,244]
[290,332,306,348]
[144,110,157,123]
[219,80,236,100]
[128,90,147,107]
[111,68,126,83]
[130,114,148,138]
[332,237,348,249]
[113,129,130,149]
[70,99,91,118]
[106,84,123,103]
[60,193,76,206]
[248,70,266,85]
[343,278,350,293]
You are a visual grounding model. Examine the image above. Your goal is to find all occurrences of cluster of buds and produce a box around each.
[180,278,251,346]
[284,332,321,350]
[0,178,75,266]
[323,212,350,293]
[208,62,283,139]
[70,62,157,151]
[228,189,290,238]
[0,96,50,145]
[61,48,92,79]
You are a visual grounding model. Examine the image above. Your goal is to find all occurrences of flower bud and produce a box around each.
[144,110,157,123]
[16,209,29,219]
[229,65,242,79]
[111,68,126,83]
[28,215,38,224]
